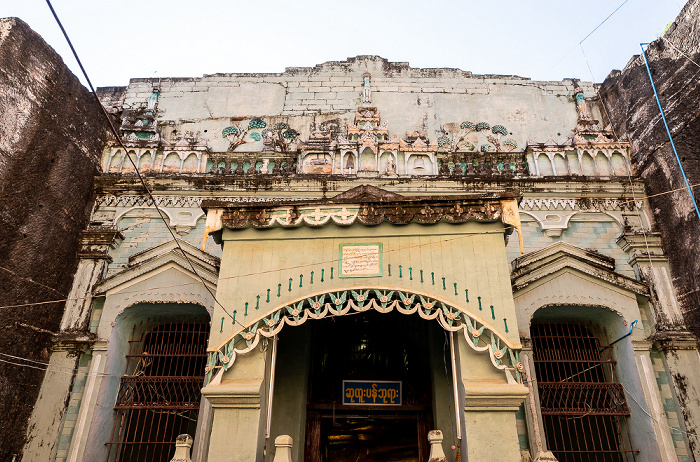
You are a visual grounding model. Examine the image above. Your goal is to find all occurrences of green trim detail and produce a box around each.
[205,288,521,386]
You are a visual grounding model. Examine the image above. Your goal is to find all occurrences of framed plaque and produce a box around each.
[339,243,383,278]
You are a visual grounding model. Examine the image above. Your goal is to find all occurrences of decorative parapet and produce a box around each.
[526,87,632,178]
[521,197,644,212]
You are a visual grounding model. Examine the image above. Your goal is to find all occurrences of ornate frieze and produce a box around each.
[119,89,161,148]
[202,194,517,230]
[95,194,310,208]
[222,118,300,153]
[205,289,523,386]
[437,121,518,153]
[521,198,644,211]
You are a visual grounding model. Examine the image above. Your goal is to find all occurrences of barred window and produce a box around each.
[106,316,210,462]
[532,321,637,462]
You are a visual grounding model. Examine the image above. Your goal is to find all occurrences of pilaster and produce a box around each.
[22,227,121,462]
[458,336,528,462]
[520,349,558,461]
[201,348,267,462]
[633,343,678,462]
[653,332,700,459]
[61,227,123,331]
[617,233,684,327]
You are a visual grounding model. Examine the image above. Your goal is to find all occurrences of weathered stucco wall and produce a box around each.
[117,55,601,154]
[599,0,700,334]
[0,17,110,460]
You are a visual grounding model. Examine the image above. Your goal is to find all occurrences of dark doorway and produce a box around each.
[304,309,435,462]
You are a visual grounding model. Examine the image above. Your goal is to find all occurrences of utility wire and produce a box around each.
[44,0,240,326]
[659,36,700,70]
[0,226,516,310]
[579,40,661,329]
[543,0,630,76]
[4,170,689,312]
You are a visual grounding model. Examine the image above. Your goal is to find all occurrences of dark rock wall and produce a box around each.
[599,0,700,334]
[0,18,110,459]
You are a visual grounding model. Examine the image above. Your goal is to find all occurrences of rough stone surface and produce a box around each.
[599,0,700,335]
[0,17,110,460]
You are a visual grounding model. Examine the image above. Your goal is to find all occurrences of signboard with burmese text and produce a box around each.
[339,243,383,278]
[342,380,402,405]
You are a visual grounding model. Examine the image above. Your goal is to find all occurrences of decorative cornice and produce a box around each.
[201,381,262,409]
[77,227,124,261]
[202,186,519,230]
[463,382,529,411]
[521,198,643,212]
[52,332,98,351]
[511,242,649,296]
[650,331,699,351]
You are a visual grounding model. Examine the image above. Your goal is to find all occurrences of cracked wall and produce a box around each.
[0,18,110,460]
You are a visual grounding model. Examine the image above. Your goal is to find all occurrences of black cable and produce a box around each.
[44,0,241,325]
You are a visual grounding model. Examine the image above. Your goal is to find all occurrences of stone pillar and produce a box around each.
[618,233,683,327]
[272,435,293,462]
[170,434,193,462]
[634,344,678,462]
[619,232,700,458]
[61,227,123,331]
[520,350,558,461]
[458,336,528,462]
[427,430,447,462]
[201,348,268,462]
[22,228,121,461]
[653,336,700,458]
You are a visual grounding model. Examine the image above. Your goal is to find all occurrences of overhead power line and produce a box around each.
[544,0,631,77]
[44,0,240,326]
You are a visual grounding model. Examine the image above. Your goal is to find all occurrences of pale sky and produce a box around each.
[3,0,685,88]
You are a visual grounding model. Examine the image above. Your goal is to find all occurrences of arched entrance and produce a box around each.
[301,309,438,462]
[204,287,524,461]
[212,288,524,462]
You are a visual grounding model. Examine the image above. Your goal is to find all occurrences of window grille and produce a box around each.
[531,321,638,462]
[106,316,210,462]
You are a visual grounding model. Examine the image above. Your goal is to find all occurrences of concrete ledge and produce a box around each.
[201,379,262,409]
[463,381,529,411]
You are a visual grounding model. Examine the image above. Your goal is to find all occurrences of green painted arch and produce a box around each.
[204,287,523,385]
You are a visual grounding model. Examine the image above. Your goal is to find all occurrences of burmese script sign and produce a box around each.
[339,243,383,278]
[343,380,402,405]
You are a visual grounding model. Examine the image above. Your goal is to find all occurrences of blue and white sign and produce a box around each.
[342,380,402,405]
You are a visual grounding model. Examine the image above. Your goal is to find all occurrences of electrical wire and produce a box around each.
[0,225,517,310]
[0,176,671,313]
[543,0,631,76]
[621,382,693,436]
[44,0,240,326]
[659,36,700,70]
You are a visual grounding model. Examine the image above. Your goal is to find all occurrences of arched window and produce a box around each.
[106,316,210,461]
[531,321,637,461]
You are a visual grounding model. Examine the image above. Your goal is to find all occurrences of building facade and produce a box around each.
[20,55,700,462]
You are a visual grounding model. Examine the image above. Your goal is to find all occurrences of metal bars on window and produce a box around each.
[106,316,210,462]
[531,321,637,462]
